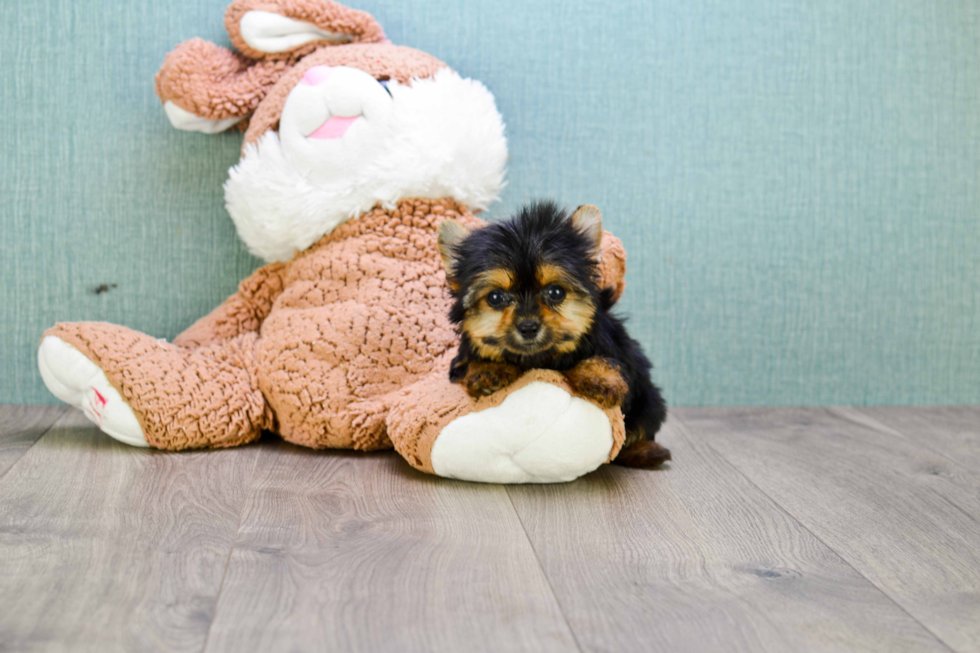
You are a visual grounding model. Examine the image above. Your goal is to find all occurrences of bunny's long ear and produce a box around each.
[225,0,387,61]
[155,38,293,133]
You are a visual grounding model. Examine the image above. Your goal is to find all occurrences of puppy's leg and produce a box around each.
[564,357,629,409]
[615,439,672,468]
[461,360,523,398]
[616,378,671,468]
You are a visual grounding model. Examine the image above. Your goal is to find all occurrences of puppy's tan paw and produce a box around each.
[462,360,523,398]
[565,357,628,408]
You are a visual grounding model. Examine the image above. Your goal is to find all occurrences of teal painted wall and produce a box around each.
[2,0,978,405]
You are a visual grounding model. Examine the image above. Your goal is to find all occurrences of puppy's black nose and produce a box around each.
[516,320,541,339]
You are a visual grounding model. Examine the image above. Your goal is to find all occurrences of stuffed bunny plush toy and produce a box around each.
[37,0,631,483]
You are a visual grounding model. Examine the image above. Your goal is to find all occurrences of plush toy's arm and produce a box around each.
[598,231,627,305]
[173,262,287,349]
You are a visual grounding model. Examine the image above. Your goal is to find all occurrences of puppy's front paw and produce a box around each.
[565,357,628,408]
[462,360,523,398]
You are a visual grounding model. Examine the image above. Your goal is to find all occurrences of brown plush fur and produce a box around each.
[48,200,473,450]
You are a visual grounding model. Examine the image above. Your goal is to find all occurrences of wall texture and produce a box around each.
[2,0,978,405]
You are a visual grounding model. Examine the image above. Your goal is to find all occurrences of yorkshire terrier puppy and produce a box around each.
[437,201,670,468]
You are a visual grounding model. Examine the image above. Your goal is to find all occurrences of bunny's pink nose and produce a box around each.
[308,115,360,139]
[301,65,335,86]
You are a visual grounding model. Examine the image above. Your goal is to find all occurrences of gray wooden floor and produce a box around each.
[1,406,978,653]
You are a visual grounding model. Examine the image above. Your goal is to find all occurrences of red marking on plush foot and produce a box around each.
[92,388,107,408]
[87,399,103,425]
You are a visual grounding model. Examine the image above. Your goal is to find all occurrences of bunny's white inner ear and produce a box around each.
[239,11,353,53]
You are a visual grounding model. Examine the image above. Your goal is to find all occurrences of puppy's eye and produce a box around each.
[486,289,507,308]
[545,285,566,303]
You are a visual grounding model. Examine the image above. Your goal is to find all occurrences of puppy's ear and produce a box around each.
[570,205,603,253]
[438,219,471,279]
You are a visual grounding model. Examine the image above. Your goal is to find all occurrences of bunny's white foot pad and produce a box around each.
[38,336,148,447]
[430,381,613,484]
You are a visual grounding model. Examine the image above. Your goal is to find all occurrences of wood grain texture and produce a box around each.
[0,404,67,479]
[506,418,947,653]
[854,406,980,468]
[203,443,577,653]
[676,407,980,653]
[823,407,980,522]
[0,411,259,652]
[5,406,980,651]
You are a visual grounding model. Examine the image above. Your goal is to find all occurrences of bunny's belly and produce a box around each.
[256,295,457,449]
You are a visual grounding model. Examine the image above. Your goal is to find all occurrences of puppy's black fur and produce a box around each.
[438,201,669,467]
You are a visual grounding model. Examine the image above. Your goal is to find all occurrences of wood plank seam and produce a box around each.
[828,407,976,479]
[504,489,586,653]
[852,407,980,471]
[198,444,265,653]
[506,416,955,652]
[0,405,69,483]
[934,490,980,528]
[200,445,580,652]
[678,413,960,653]
[830,408,980,528]
[0,411,263,650]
